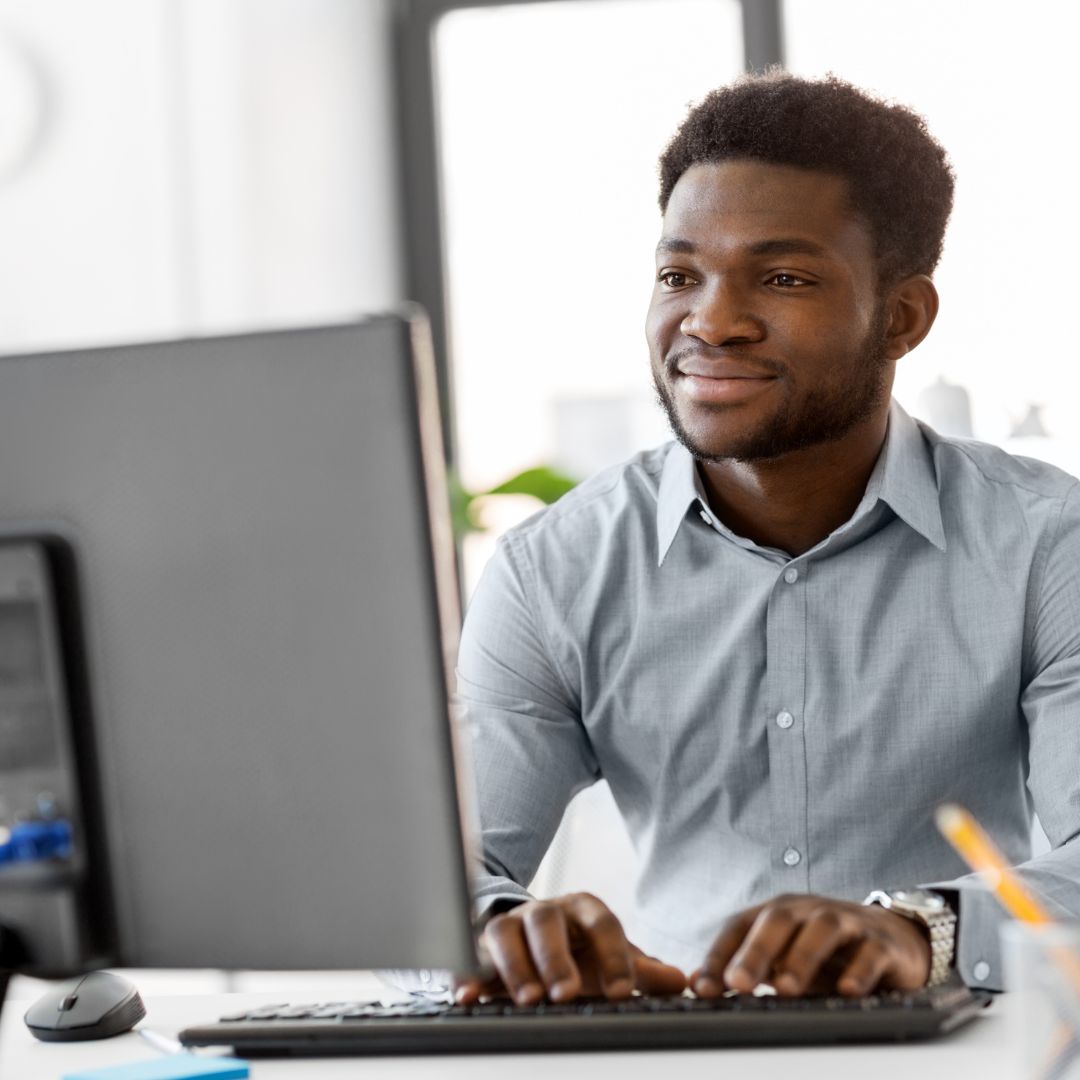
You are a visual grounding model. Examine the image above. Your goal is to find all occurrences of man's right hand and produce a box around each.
[455,892,687,1005]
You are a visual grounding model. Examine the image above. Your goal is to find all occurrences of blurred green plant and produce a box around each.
[449,465,578,536]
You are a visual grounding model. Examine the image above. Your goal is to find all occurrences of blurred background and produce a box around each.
[0,0,1069,994]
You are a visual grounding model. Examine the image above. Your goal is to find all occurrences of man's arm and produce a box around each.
[457,533,600,914]
[455,533,687,1003]
[926,482,1080,990]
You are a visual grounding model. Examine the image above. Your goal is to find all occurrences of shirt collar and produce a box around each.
[655,440,701,566]
[654,398,946,567]
[874,398,947,553]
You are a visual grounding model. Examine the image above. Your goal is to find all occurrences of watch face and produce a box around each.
[891,888,945,912]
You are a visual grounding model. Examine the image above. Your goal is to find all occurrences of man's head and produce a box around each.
[647,73,953,464]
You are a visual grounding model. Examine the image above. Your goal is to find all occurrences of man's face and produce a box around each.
[646,160,893,463]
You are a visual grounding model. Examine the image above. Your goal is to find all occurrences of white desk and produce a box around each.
[1,988,1013,1080]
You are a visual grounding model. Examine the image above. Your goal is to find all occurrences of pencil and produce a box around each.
[935,803,1080,1080]
[934,803,1054,924]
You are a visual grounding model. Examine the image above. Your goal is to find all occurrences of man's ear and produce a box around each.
[883,275,939,360]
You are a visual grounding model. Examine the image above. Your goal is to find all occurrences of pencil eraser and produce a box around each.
[62,1054,249,1080]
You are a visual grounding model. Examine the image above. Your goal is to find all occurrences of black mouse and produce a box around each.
[24,970,146,1042]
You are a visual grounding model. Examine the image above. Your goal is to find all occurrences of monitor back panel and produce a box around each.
[0,318,476,972]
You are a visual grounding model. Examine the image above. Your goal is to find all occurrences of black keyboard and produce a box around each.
[178,983,993,1056]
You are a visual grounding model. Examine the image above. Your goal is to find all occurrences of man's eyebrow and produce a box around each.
[747,238,831,258]
[655,237,696,256]
[654,237,833,259]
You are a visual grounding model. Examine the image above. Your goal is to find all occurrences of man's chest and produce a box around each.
[558,524,1027,798]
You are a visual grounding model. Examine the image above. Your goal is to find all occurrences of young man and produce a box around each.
[455,72,1080,1005]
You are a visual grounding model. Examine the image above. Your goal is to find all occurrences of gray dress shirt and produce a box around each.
[457,401,1080,990]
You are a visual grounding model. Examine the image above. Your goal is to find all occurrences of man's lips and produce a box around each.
[672,358,779,406]
[675,357,778,380]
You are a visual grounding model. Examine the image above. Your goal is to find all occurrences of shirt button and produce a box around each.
[783,847,801,867]
[699,509,712,525]
[783,567,799,584]
[776,710,794,729]
[972,960,991,982]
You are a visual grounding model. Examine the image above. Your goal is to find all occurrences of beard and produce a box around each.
[651,305,892,464]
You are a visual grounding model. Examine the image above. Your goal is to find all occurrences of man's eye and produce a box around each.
[768,273,811,288]
[658,271,694,288]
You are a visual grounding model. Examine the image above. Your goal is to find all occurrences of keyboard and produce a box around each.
[178,983,993,1056]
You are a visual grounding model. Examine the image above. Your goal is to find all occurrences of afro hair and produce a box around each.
[658,71,955,287]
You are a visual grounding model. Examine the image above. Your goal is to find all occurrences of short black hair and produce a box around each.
[658,71,955,287]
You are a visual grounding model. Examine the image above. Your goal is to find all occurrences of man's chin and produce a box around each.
[672,421,792,464]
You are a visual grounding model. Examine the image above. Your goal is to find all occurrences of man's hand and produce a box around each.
[691,894,931,998]
[456,892,687,1005]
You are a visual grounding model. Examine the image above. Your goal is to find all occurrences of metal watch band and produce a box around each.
[921,907,958,987]
[863,890,957,988]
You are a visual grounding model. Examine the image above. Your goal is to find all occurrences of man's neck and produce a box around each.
[696,414,889,557]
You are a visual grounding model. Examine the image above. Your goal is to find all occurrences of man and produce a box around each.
[455,72,1080,1006]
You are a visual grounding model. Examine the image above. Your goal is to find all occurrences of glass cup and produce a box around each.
[1002,920,1080,1080]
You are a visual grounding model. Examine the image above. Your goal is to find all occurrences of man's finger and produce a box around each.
[567,893,635,998]
[453,973,504,1005]
[835,936,892,997]
[771,908,851,996]
[630,949,688,996]
[723,905,802,993]
[522,902,582,1002]
[453,978,481,1005]
[692,908,760,997]
[483,913,545,1005]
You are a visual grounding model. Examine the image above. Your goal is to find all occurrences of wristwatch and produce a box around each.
[863,887,957,987]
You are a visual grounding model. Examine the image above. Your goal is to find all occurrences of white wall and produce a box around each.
[0,0,404,355]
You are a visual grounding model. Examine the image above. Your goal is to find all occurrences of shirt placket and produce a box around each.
[764,558,810,893]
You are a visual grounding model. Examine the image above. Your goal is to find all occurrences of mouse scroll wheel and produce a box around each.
[59,993,78,1011]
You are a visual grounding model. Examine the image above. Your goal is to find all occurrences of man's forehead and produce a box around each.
[659,160,870,258]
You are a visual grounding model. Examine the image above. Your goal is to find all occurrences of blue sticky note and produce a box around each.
[63,1054,249,1080]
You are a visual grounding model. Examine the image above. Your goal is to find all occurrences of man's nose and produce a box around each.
[679,281,763,346]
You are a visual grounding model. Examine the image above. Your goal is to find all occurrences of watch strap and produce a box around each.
[863,889,957,988]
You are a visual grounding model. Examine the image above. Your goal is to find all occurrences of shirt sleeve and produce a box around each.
[929,481,1080,991]
[456,531,600,920]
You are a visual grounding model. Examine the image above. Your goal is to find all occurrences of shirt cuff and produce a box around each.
[920,877,1007,991]
[473,885,532,926]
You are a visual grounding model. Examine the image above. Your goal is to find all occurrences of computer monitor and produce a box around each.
[0,314,477,983]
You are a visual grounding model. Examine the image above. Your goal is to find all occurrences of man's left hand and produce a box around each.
[691,894,931,998]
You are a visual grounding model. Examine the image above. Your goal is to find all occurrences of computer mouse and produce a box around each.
[24,970,146,1042]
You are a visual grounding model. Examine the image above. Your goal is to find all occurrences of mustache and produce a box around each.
[664,347,788,378]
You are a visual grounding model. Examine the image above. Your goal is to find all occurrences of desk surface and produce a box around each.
[2,989,1010,1079]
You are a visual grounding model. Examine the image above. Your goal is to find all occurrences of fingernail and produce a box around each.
[606,977,633,998]
[694,974,721,996]
[515,982,543,1004]
[549,980,576,1002]
[774,973,799,995]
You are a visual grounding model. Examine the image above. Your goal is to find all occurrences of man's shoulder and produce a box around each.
[920,421,1080,505]
[501,443,671,552]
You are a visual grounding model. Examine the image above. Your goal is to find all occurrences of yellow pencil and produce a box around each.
[934,803,1054,925]
[936,803,1080,1080]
